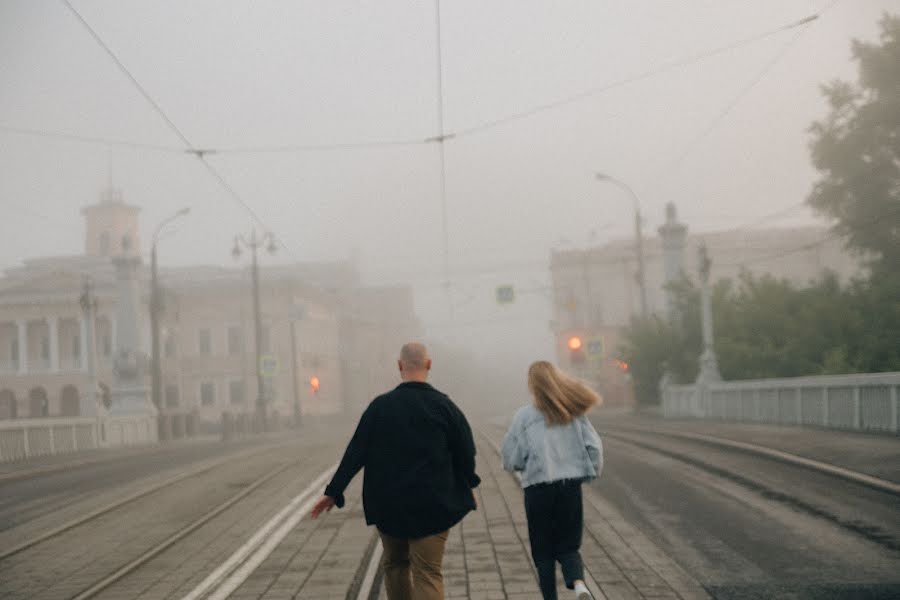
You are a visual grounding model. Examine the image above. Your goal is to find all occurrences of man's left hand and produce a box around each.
[310,495,336,519]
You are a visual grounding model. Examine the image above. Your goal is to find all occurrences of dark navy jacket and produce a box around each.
[324,381,481,538]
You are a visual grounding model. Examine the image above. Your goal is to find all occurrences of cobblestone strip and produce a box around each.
[480,423,710,600]
[225,477,372,600]
[476,436,566,600]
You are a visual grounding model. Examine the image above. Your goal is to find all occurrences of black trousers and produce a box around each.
[523,479,585,600]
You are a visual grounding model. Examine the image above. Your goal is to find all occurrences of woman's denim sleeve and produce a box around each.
[580,417,604,478]
[501,413,527,472]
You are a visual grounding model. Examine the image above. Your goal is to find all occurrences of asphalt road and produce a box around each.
[592,427,900,600]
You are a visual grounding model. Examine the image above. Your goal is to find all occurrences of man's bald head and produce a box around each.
[398,342,431,381]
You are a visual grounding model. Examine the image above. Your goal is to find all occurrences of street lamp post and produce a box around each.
[232,230,277,431]
[150,208,190,419]
[595,173,648,318]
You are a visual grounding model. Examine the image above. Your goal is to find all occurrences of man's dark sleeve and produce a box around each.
[323,401,376,508]
[448,400,481,489]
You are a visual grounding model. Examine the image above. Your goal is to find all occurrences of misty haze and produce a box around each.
[0,2,898,600]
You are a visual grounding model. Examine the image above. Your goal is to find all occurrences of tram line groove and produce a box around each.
[68,459,300,600]
[0,441,295,562]
[603,430,900,554]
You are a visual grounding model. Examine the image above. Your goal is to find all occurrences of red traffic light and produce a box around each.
[567,336,583,351]
[309,376,320,394]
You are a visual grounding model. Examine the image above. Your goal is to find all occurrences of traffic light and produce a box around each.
[567,335,585,364]
[309,376,320,395]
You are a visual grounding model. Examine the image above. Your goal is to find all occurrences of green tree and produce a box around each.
[808,13,900,273]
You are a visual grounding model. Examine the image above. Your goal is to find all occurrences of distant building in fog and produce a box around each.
[549,204,864,404]
[0,188,420,424]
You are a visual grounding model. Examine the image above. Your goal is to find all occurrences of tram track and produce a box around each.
[0,440,295,562]
[0,441,317,600]
[600,428,900,554]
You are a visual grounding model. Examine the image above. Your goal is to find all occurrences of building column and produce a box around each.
[16,319,28,375]
[48,316,60,373]
[111,317,118,358]
[80,316,89,371]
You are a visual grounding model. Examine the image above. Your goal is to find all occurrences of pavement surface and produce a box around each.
[0,413,897,599]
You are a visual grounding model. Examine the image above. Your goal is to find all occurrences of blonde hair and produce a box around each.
[528,361,601,425]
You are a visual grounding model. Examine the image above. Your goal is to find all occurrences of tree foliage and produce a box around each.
[621,271,900,405]
[808,13,900,273]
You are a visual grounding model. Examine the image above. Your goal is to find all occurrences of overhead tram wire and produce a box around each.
[719,205,900,269]
[0,124,184,153]
[445,13,822,140]
[661,1,841,175]
[59,0,297,260]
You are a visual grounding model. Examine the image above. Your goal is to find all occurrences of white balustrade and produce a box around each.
[662,372,900,434]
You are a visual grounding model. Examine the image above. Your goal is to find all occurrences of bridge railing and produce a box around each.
[662,372,900,434]
[0,417,100,462]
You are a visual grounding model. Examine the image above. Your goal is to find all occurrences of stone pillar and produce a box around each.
[79,316,89,371]
[695,242,722,385]
[48,316,60,373]
[16,319,27,374]
[109,251,156,423]
[657,203,688,320]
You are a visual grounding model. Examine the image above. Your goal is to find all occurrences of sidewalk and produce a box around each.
[597,413,900,483]
[228,432,710,600]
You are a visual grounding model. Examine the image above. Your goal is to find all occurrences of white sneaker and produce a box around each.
[574,580,594,600]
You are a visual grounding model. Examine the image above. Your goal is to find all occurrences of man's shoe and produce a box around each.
[574,580,594,600]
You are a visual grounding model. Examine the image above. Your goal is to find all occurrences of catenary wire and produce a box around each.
[0,124,184,153]
[446,13,822,140]
[59,0,298,260]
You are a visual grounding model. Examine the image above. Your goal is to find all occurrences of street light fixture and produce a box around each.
[232,229,277,431]
[595,172,648,318]
[150,207,191,417]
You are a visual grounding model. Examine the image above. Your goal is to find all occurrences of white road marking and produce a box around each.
[181,464,335,600]
[356,539,384,600]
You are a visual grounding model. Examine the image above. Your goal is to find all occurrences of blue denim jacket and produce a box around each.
[501,404,603,488]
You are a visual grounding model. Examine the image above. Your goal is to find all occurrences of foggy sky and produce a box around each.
[0,1,893,381]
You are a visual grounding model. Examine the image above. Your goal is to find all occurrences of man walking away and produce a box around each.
[310,342,481,600]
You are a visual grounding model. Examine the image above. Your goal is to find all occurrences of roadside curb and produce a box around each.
[614,426,900,496]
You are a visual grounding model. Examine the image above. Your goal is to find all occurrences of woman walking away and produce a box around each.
[501,360,603,600]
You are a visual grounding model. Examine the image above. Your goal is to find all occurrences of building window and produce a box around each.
[10,339,18,362]
[165,384,180,408]
[72,335,80,359]
[260,326,271,353]
[198,328,212,356]
[99,232,110,256]
[229,380,245,405]
[102,334,112,357]
[200,382,215,406]
[164,336,176,358]
[40,337,50,361]
[227,326,243,355]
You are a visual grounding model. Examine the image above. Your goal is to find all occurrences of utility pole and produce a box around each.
[150,208,190,421]
[233,230,277,431]
[596,173,648,318]
[79,277,99,416]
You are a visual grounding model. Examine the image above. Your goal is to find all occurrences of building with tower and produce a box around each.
[0,187,420,437]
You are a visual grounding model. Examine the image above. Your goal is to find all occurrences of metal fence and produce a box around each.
[662,372,900,434]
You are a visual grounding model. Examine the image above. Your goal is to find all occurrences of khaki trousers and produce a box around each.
[379,529,449,600]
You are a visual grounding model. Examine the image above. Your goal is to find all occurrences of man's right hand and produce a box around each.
[310,495,336,519]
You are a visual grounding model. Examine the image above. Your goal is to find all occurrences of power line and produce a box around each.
[211,138,427,154]
[720,205,900,268]
[0,124,184,152]
[662,1,841,174]
[59,0,298,260]
[447,13,821,140]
